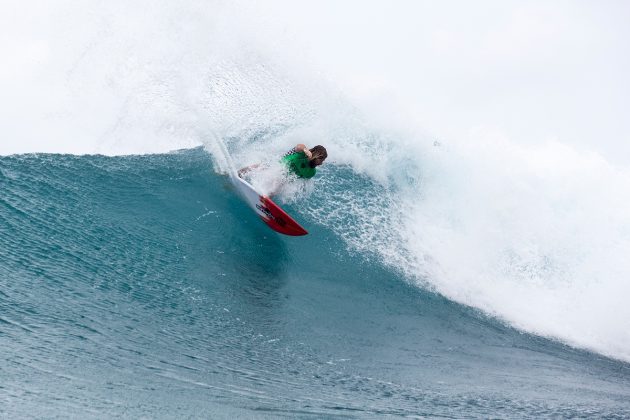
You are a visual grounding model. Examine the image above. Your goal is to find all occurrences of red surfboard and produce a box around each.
[232,173,308,236]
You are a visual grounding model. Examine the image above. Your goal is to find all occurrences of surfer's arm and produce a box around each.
[293,144,313,159]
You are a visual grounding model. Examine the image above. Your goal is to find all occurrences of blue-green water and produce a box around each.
[1,148,629,418]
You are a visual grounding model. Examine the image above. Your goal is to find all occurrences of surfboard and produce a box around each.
[214,138,307,236]
[230,173,308,236]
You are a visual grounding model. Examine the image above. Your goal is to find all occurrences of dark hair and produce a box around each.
[309,145,328,168]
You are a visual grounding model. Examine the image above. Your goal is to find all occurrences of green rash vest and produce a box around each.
[281,151,316,179]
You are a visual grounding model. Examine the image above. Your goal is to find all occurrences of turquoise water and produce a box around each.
[1,148,629,418]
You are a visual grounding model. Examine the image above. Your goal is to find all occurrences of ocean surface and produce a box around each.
[1,148,629,418]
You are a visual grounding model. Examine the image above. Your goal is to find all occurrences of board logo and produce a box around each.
[256,203,286,226]
[255,203,272,218]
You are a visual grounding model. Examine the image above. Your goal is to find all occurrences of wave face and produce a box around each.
[1,150,629,418]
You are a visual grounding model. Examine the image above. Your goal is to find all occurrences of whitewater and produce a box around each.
[2,1,630,417]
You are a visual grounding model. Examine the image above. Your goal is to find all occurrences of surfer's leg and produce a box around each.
[238,164,261,178]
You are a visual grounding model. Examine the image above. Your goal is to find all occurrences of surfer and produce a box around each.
[233,145,322,235]
[238,144,328,179]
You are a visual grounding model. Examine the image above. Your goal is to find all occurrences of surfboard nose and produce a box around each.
[258,197,308,236]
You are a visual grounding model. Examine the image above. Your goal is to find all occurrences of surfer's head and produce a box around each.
[309,145,328,168]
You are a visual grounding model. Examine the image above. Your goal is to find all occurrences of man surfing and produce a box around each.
[238,144,328,180]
